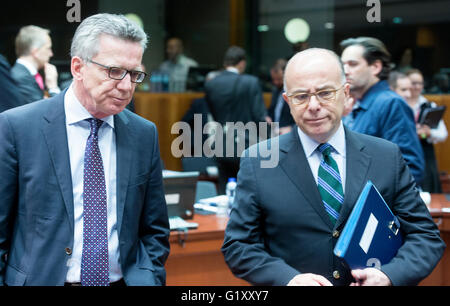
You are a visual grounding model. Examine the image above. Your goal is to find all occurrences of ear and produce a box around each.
[237,60,247,73]
[282,92,289,103]
[71,56,84,81]
[370,59,383,77]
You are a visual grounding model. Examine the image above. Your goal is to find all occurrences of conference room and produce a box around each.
[0,0,449,288]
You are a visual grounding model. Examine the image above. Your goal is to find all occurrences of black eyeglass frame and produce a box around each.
[87,59,147,83]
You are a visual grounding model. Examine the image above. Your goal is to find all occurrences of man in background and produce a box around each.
[388,71,413,102]
[205,46,269,194]
[11,25,61,104]
[267,58,295,135]
[159,37,198,92]
[340,37,425,186]
[0,54,24,112]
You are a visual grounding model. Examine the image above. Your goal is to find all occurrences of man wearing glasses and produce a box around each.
[0,13,170,286]
[222,48,444,286]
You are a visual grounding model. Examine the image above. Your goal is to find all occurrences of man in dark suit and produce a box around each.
[267,58,295,135]
[0,54,24,112]
[205,46,269,193]
[10,25,60,104]
[0,13,170,286]
[222,48,444,286]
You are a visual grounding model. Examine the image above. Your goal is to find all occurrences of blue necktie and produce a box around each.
[317,143,344,224]
[81,118,109,286]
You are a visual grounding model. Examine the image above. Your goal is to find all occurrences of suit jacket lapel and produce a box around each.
[114,111,131,236]
[279,128,335,229]
[42,92,74,230]
[335,128,372,230]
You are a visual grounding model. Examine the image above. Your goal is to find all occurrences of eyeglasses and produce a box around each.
[87,59,147,83]
[286,85,345,106]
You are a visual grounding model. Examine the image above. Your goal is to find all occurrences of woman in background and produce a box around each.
[406,69,448,192]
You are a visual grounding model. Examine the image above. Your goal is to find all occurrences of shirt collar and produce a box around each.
[297,122,346,158]
[226,67,240,74]
[64,84,114,129]
[17,58,37,75]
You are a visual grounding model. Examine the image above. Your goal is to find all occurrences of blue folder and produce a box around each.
[334,181,403,270]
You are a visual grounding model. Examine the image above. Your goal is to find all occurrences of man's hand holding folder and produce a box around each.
[334,181,403,285]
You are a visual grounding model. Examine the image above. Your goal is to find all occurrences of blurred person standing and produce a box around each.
[159,37,198,92]
[267,58,295,135]
[388,71,413,102]
[0,13,170,286]
[0,54,24,112]
[404,69,448,193]
[11,25,61,104]
[340,37,425,186]
[428,72,449,94]
[205,46,269,194]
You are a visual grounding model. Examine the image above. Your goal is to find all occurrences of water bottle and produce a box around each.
[157,72,163,92]
[162,73,169,92]
[225,178,237,214]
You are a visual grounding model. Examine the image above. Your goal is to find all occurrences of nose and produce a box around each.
[307,94,321,111]
[117,73,133,91]
[343,64,350,76]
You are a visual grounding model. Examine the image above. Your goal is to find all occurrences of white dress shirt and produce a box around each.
[226,67,240,74]
[297,122,347,192]
[64,85,122,283]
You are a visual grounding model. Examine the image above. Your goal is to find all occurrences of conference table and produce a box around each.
[420,193,450,286]
[165,194,450,286]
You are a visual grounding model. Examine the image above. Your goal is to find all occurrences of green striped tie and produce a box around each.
[317,143,344,224]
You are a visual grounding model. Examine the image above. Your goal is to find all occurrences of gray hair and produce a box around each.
[15,25,50,57]
[284,48,346,92]
[70,13,148,60]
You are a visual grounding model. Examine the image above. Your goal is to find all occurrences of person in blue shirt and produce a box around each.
[340,37,425,186]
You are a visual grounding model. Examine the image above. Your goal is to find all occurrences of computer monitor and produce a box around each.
[163,170,199,219]
[186,65,217,92]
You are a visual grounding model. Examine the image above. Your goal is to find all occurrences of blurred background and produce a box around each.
[1,0,449,92]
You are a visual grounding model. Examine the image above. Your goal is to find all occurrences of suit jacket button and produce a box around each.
[65,247,72,255]
[333,270,340,279]
[332,230,340,238]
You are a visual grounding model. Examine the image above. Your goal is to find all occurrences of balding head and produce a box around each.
[282,48,350,143]
[284,48,346,92]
